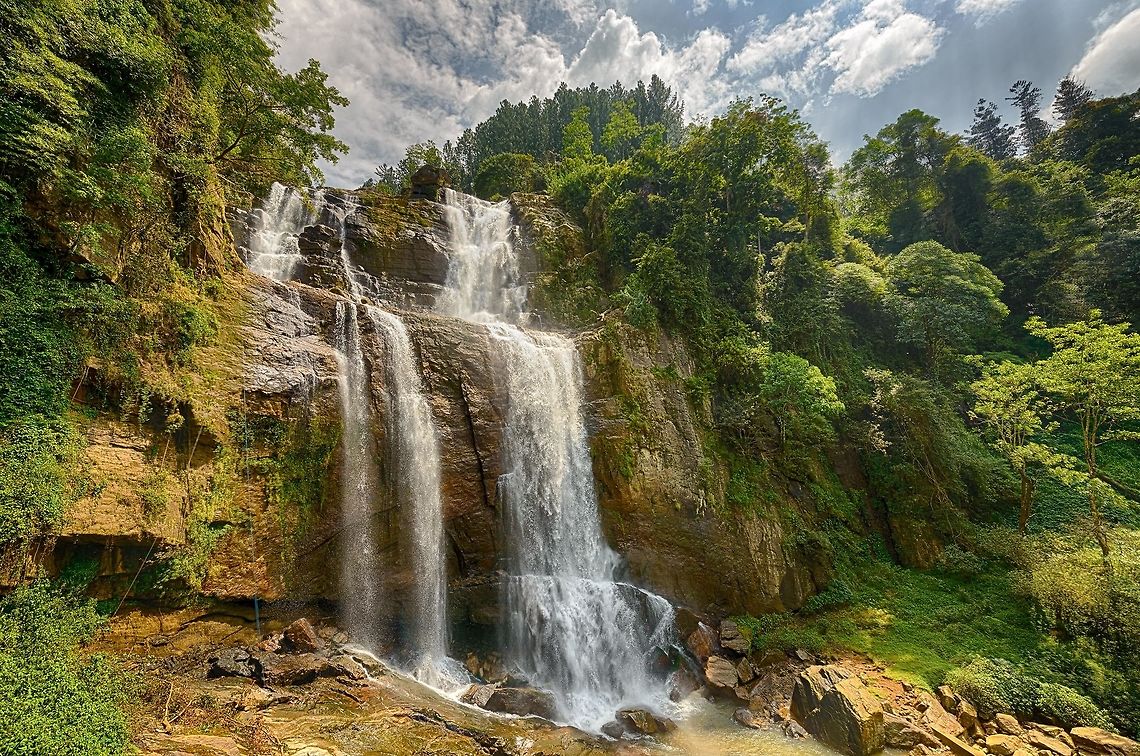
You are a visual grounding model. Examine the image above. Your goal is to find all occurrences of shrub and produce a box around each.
[946,657,1111,729]
[0,581,131,755]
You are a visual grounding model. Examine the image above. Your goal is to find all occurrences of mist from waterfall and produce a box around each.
[440,188,675,730]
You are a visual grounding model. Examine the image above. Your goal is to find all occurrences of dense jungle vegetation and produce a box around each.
[0,1,345,751]
[383,78,1140,736]
[1,1,1138,752]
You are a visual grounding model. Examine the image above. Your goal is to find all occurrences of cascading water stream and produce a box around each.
[440,189,675,729]
[246,182,324,281]
[245,187,451,676]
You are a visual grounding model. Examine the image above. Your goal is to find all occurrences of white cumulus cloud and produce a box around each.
[1070,7,1140,97]
[826,2,943,96]
[954,0,1023,25]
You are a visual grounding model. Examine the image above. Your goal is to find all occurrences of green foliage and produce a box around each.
[946,657,1111,729]
[0,418,85,543]
[563,106,595,162]
[0,580,130,755]
[885,240,1007,380]
[472,152,537,200]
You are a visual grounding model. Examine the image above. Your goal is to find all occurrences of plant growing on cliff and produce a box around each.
[971,360,1050,533]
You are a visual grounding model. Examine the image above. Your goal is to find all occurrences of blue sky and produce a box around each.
[272,0,1140,188]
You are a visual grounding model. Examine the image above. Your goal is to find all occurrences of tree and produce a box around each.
[562,106,594,161]
[1027,311,1140,559]
[1007,80,1051,152]
[601,100,641,160]
[472,152,537,200]
[971,361,1049,533]
[212,58,348,190]
[1054,77,1094,123]
[886,241,1008,380]
[842,110,956,249]
[967,99,1017,160]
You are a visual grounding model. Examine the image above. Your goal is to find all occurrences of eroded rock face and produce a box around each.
[581,320,823,615]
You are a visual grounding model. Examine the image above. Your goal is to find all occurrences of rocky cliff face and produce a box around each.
[37,187,830,643]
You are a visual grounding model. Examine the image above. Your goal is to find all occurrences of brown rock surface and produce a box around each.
[791,665,886,756]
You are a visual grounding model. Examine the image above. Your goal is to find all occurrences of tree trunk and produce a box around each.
[1018,467,1034,534]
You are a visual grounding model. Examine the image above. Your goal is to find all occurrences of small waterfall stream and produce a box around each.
[440,189,675,729]
[247,187,451,675]
[246,182,324,280]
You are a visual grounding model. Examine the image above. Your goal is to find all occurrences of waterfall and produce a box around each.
[440,189,674,729]
[244,186,450,672]
[363,307,452,683]
[246,182,324,281]
[331,198,452,682]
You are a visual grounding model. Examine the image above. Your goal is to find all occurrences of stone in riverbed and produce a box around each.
[617,707,675,735]
[884,713,941,749]
[282,618,323,653]
[735,708,760,728]
[985,734,1022,756]
[736,656,757,684]
[993,713,1023,736]
[256,652,323,686]
[320,654,367,681]
[686,622,721,663]
[1028,730,1073,756]
[207,648,260,679]
[790,665,885,756]
[705,655,739,688]
[461,684,557,720]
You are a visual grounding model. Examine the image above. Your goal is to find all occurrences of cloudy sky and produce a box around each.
[272,0,1140,188]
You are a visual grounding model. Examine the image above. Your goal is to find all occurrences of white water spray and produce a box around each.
[440,189,674,729]
[246,182,324,281]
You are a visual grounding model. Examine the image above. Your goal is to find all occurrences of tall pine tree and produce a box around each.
[1054,76,1094,123]
[967,99,1017,159]
[1007,80,1051,152]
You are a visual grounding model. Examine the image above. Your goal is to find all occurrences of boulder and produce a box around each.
[930,723,985,756]
[957,699,978,730]
[751,648,788,670]
[884,714,941,749]
[985,734,1022,756]
[460,683,497,708]
[687,623,721,663]
[256,653,323,686]
[720,619,752,655]
[1028,731,1073,756]
[993,714,1023,736]
[320,654,367,681]
[734,708,761,728]
[282,618,323,653]
[790,665,886,756]
[207,648,260,679]
[617,708,675,735]
[918,694,967,738]
[784,719,810,738]
[1070,728,1140,756]
[736,656,757,684]
[464,684,557,720]
[938,685,961,712]
[705,655,739,689]
[674,607,703,639]
[601,720,627,739]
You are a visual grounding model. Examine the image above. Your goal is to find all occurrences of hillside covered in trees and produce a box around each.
[1,1,1139,754]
